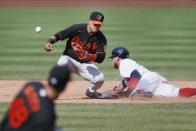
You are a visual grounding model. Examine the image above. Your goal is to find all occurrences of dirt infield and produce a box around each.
[1,0,196,7]
[1,80,196,104]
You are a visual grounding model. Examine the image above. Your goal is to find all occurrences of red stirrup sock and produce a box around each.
[179,87,196,97]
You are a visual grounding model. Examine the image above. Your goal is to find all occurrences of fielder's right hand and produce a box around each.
[44,43,53,52]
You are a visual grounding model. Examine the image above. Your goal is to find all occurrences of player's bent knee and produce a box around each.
[97,72,105,81]
[57,56,68,66]
[95,80,104,89]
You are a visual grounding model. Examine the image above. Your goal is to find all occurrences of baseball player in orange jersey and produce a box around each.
[44,11,107,99]
[109,47,196,97]
[0,65,71,131]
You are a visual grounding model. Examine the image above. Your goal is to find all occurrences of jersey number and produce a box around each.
[9,98,29,128]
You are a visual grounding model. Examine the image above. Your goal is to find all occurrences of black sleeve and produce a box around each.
[58,25,77,40]
[47,25,76,44]
[95,33,107,63]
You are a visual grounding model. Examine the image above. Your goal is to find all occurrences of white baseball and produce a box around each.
[35,26,42,33]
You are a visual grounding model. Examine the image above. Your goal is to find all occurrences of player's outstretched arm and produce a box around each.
[121,69,142,97]
[44,33,62,52]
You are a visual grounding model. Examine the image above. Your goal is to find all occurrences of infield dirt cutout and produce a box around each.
[0,80,196,104]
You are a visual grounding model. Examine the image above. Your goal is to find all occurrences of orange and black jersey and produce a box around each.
[0,82,56,131]
[54,23,107,63]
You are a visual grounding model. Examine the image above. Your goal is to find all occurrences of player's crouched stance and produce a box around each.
[109,47,196,98]
[44,11,107,99]
[0,65,71,131]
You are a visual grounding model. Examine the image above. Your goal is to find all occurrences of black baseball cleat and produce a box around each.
[85,88,102,99]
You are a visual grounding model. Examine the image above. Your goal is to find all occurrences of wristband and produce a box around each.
[48,37,56,44]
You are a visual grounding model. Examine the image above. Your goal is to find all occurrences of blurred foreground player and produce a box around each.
[0,65,71,131]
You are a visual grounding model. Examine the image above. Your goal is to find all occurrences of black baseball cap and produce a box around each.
[48,65,71,93]
[90,11,104,25]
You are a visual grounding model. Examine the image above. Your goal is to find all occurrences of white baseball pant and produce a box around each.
[57,55,104,92]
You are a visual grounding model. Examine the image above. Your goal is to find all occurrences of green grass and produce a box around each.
[0,8,196,80]
[1,103,196,131]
